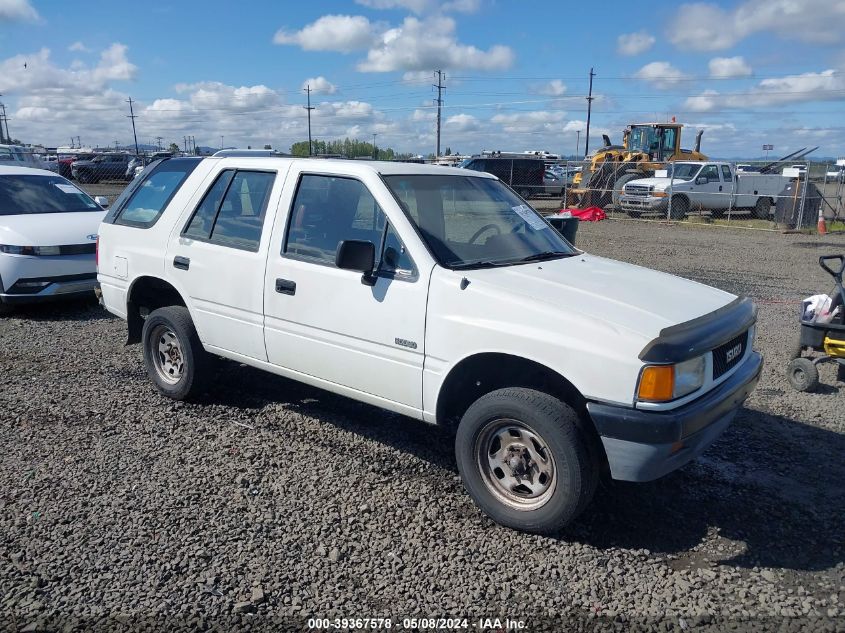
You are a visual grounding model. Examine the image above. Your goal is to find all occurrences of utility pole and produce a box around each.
[433,70,445,158]
[303,85,315,156]
[220,136,224,150]
[156,136,163,151]
[0,101,10,144]
[584,67,595,158]
[0,96,6,143]
[372,133,378,160]
[183,136,187,153]
[126,97,139,155]
[576,130,581,157]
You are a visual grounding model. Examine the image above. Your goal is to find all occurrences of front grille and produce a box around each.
[625,185,650,197]
[56,243,96,255]
[712,331,748,379]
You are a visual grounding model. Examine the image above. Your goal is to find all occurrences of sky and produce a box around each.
[1,0,844,158]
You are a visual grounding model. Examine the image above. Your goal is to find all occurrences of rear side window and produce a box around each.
[721,165,732,181]
[183,170,275,252]
[114,160,199,228]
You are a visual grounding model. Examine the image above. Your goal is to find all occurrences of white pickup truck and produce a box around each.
[620,161,788,220]
[97,153,762,534]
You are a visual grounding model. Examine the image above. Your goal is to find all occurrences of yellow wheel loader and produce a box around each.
[565,123,706,209]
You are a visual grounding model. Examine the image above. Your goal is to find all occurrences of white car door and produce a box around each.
[166,167,283,361]
[694,164,724,209]
[262,168,429,413]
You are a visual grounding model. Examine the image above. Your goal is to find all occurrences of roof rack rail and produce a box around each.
[212,149,292,157]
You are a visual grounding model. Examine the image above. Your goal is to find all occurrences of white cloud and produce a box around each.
[708,56,752,78]
[357,16,513,72]
[68,41,90,53]
[0,0,38,22]
[633,61,689,88]
[532,79,566,96]
[273,15,376,52]
[302,76,337,94]
[616,31,655,56]
[684,69,845,111]
[355,0,481,13]
[491,111,567,134]
[445,113,479,132]
[668,0,845,52]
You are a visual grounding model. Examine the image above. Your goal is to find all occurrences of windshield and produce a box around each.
[628,126,658,152]
[0,174,102,215]
[666,163,701,181]
[383,174,576,268]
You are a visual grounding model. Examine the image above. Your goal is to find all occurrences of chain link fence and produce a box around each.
[557,158,845,231]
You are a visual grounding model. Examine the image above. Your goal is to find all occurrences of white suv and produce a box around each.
[97,153,762,534]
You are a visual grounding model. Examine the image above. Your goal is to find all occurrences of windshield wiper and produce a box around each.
[513,251,575,263]
[448,259,512,270]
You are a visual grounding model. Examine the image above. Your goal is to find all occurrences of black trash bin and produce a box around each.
[546,214,579,245]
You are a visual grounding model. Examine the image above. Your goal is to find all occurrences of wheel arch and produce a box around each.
[125,275,188,344]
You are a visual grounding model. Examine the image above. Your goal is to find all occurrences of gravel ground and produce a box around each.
[1,220,844,632]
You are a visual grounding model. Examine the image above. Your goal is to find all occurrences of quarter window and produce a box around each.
[721,165,732,181]
[115,160,199,227]
[183,170,275,251]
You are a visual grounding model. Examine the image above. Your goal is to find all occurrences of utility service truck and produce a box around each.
[619,161,789,220]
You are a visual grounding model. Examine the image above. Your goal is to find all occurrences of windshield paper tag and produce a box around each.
[512,204,547,230]
[55,183,81,194]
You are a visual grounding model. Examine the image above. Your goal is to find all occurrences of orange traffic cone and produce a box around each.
[818,208,827,235]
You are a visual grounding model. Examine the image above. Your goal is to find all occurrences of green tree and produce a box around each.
[168,142,180,154]
[263,144,272,150]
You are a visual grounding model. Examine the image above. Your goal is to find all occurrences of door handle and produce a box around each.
[718,185,723,191]
[275,278,296,295]
[173,255,190,270]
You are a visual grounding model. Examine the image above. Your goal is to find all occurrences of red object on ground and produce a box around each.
[556,207,607,221]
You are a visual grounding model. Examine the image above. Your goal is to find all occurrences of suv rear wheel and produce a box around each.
[142,306,210,400]
[455,388,598,534]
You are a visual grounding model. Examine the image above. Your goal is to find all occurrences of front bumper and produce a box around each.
[0,273,98,304]
[620,195,668,212]
[586,350,763,482]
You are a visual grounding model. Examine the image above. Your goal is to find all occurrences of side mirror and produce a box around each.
[695,176,708,185]
[336,240,376,286]
[94,196,109,208]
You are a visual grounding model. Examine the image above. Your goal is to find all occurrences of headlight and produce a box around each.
[652,190,667,198]
[637,355,706,402]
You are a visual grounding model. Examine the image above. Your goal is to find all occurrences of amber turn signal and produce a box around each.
[637,365,674,401]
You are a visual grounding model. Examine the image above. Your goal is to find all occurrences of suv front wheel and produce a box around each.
[142,306,210,400]
[455,388,598,534]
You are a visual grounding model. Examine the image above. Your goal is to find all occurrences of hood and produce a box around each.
[466,253,735,342]
[0,211,106,246]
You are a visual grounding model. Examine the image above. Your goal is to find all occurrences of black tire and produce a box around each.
[753,197,772,219]
[711,208,724,219]
[76,171,90,184]
[626,209,642,219]
[0,302,14,316]
[789,338,803,360]
[786,357,819,392]
[518,188,532,200]
[669,195,688,220]
[837,362,845,384]
[455,388,598,535]
[611,173,641,208]
[141,305,210,400]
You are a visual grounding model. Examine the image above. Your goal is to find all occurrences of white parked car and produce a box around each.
[0,166,107,311]
[97,154,762,534]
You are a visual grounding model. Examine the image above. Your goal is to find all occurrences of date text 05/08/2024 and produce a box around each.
[307,617,527,630]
